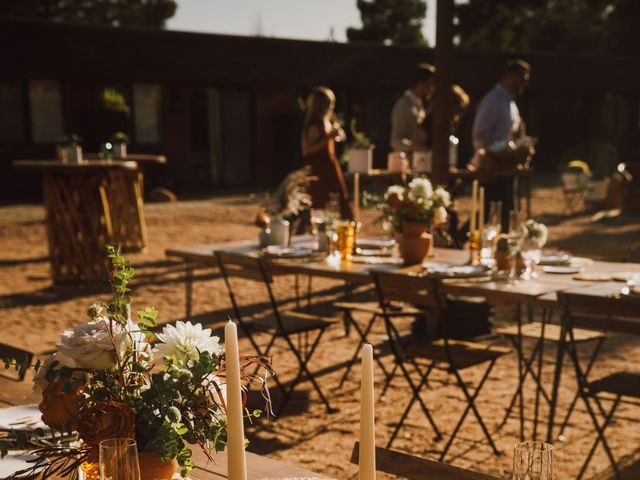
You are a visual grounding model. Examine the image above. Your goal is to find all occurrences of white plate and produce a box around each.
[423,262,489,278]
[539,253,571,266]
[0,404,46,431]
[543,265,583,274]
[0,451,49,478]
[262,246,314,258]
[356,238,396,250]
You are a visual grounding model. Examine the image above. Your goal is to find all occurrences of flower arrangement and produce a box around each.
[378,177,452,232]
[522,219,548,249]
[1,247,271,479]
[110,131,130,145]
[255,166,316,228]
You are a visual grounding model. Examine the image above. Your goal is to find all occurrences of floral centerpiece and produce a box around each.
[522,219,548,250]
[1,247,271,479]
[377,177,452,264]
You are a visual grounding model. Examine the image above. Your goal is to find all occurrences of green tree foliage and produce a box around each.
[0,0,177,28]
[347,0,428,46]
[454,0,639,55]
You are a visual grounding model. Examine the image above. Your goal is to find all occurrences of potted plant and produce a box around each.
[345,119,374,174]
[377,177,452,264]
[1,247,271,480]
[56,134,83,165]
[110,131,130,159]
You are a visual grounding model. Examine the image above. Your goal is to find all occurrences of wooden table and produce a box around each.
[13,160,148,284]
[190,448,332,479]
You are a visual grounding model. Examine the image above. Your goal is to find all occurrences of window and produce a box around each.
[29,80,64,143]
[0,81,25,143]
[133,84,162,143]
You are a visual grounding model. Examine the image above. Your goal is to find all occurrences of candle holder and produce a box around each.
[467,230,481,266]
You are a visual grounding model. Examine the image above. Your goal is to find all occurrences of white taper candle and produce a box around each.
[225,320,247,480]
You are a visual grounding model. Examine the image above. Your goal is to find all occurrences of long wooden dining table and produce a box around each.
[166,236,640,444]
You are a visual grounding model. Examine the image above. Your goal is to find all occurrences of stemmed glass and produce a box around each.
[99,438,141,480]
[513,441,554,480]
[507,210,525,284]
[480,201,503,267]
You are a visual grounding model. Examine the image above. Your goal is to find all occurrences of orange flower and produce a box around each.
[39,380,83,431]
[387,192,402,210]
[78,401,136,451]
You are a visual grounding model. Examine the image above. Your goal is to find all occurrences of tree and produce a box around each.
[347,0,428,47]
[0,0,177,28]
[454,0,639,55]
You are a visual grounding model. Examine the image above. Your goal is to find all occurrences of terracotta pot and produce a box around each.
[138,452,179,480]
[398,223,433,265]
[494,251,510,271]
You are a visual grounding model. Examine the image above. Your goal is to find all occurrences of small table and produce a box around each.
[13,160,146,284]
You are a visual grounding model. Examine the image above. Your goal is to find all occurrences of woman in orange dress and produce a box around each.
[301,86,353,220]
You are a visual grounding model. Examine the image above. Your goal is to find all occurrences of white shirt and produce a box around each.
[472,84,521,150]
[390,90,426,152]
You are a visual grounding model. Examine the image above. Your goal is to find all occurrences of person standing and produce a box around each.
[301,86,353,219]
[470,59,533,228]
[390,63,436,155]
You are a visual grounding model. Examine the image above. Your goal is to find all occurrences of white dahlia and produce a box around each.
[155,321,222,366]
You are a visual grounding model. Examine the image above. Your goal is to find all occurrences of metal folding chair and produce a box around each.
[372,270,510,461]
[216,250,336,415]
[559,291,640,479]
[496,307,605,441]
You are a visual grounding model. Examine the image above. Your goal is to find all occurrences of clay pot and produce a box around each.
[138,452,179,480]
[494,251,510,271]
[398,223,433,265]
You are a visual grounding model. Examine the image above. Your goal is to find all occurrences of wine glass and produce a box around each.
[480,201,502,268]
[99,438,141,480]
[513,441,554,480]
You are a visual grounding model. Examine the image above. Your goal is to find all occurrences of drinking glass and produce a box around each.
[335,221,356,260]
[480,201,503,267]
[99,438,141,480]
[507,211,525,284]
[513,441,554,480]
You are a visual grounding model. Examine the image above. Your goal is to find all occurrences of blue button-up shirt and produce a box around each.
[472,84,521,150]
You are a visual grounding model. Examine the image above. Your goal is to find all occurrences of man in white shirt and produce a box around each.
[390,63,436,153]
[472,59,530,151]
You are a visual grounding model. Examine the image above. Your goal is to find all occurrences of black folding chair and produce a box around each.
[333,299,421,393]
[559,290,640,480]
[216,250,336,415]
[496,307,605,440]
[372,270,510,461]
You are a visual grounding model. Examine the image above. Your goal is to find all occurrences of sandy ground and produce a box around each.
[1,177,640,479]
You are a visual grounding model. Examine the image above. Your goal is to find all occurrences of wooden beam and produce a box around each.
[432,0,454,184]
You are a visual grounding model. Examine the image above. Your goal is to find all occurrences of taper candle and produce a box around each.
[470,179,478,234]
[359,344,376,480]
[225,320,247,480]
[353,173,360,224]
[479,186,485,233]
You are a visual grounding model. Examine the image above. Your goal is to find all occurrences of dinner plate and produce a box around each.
[354,247,393,257]
[543,265,583,274]
[0,404,46,431]
[355,238,396,250]
[539,252,571,266]
[0,451,49,478]
[422,262,489,278]
[350,255,403,265]
[262,246,315,258]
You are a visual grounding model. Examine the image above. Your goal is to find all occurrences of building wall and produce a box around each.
[1,20,639,198]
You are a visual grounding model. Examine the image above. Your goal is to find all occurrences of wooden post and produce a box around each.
[432,0,454,184]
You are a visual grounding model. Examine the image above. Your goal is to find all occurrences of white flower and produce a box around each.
[433,206,448,225]
[523,220,548,248]
[385,185,404,201]
[55,318,120,370]
[154,321,222,366]
[117,320,153,363]
[408,177,433,199]
[434,187,451,207]
[33,354,57,393]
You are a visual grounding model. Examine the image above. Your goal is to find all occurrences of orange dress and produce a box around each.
[303,120,353,219]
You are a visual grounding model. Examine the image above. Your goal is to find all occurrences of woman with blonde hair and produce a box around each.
[301,86,353,219]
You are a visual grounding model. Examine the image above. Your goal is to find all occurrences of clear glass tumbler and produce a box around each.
[513,441,554,480]
[99,438,141,480]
